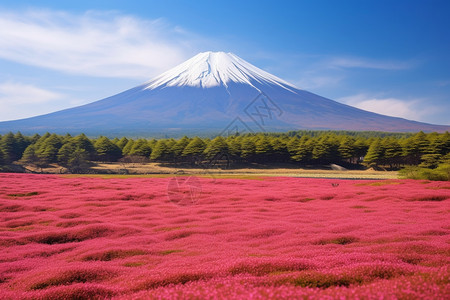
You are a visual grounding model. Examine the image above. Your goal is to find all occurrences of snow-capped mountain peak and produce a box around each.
[144,51,297,91]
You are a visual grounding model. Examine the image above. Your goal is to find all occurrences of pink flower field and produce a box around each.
[0,173,449,299]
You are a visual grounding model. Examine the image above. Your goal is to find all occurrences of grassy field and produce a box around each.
[19,160,399,180]
[87,162,399,180]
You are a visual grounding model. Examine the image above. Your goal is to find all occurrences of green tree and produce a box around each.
[0,132,18,163]
[287,137,301,157]
[182,137,206,157]
[266,137,287,162]
[240,138,256,161]
[312,135,340,164]
[419,154,441,169]
[122,139,135,156]
[292,136,313,163]
[402,131,429,165]
[338,136,356,162]
[354,138,369,163]
[129,139,152,157]
[364,139,385,168]
[21,145,40,166]
[254,136,273,162]
[203,136,229,159]
[58,141,77,166]
[36,134,63,165]
[94,136,122,162]
[172,136,190,157]
[30,134,41,144]
[14,132,30,158]
[116,137,129,150]
[0,149,4,167]
[67,148,90,173]
[62,133,73,144]
[58,142,90,173]
[383,137,403,168]
[227,136,242,159]
[150,140,171,161]
[72,134,96,160]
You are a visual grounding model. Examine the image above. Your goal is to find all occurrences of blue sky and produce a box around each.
[0,0,449,125]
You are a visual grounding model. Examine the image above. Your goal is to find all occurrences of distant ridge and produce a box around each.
[0,51,448,136]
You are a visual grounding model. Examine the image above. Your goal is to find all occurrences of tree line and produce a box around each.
[0,131,449,172]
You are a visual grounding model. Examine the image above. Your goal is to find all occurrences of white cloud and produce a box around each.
[0,81,74,121]
[0,82,61,104]
[295,74,344,90]
[338,94,436,121]
[0,9,198,79]
[328,57,416,70]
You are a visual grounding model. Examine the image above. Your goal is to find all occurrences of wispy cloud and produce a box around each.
[338,94,436,121]
[278,53,417,90]
[295,74,344,90]
[0,9,201,79]
[0,81,73,121]
[327,57,417,70]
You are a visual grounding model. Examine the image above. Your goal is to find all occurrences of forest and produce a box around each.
[0,131,449,175]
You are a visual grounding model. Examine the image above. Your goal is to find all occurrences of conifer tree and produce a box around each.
[94,136,122,161]
[203,136,229,159]
[182,137,207,157]
[36,134,62,165]
[116,137,129,150]
[240,138,256,161]
[172,136,190,157]
[150,140,171,161]
[364,139,385,168]
[121,139,135,156]
[129,139,152,157]
[0,132,18,163]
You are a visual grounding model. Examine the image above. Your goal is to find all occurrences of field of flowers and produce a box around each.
[0,173,449,299]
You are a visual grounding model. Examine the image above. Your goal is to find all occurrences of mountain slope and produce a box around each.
[0,51,448,136]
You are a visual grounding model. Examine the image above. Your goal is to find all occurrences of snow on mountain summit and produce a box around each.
[144,51,297,91]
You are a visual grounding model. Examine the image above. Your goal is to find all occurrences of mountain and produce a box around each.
[0,51,448,136]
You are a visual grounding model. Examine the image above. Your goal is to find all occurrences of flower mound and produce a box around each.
[0,174,449,299]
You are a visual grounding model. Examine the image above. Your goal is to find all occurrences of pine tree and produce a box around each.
[287,137,301,157]
[14,132,29,159]
[254,136,273,162]
[94,136,122,162]
[354,138,369,162]
[312,135,340,164]
[363,139,385,168]
[30,134,41,144]
[0,149,4,166]
[150,140,171,161]
[129,139,152,157]
[0,132,17,163]
[292,136,313,163]
[172,136,190,157]
[62,133,73,144]
[21,145,40,166]
[383,137,403,168]
[36,134,62,165]
[240,138,256,161]
[73,134,96,160]
[182,137,207,157]
[116,137,129,150]
[203,136,229,159]
[271,137,289,162]
[122,139,135,156]
[66,148,90,173]
[227,136,242,158]
[338,136,356,161]
[57,141,78,166]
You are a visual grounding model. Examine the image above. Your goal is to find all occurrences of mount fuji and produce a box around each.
[0,51,448,136]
